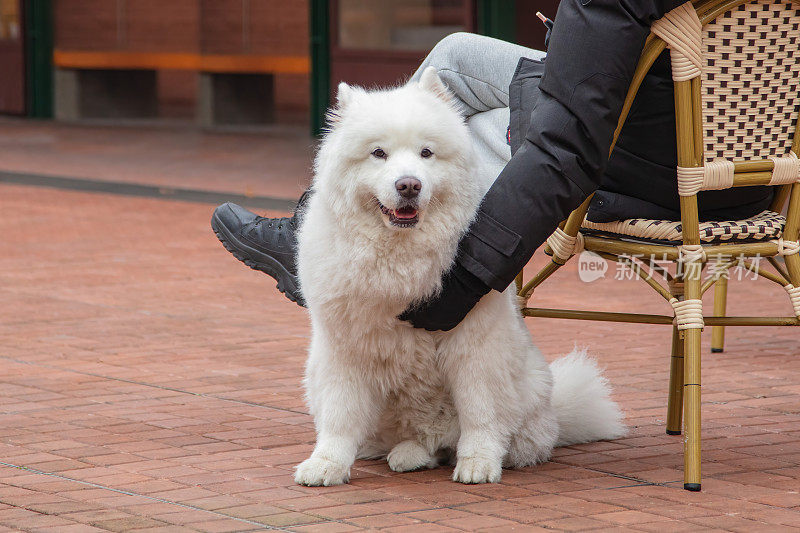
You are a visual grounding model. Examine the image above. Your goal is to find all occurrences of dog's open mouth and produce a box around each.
[378,202,420,228]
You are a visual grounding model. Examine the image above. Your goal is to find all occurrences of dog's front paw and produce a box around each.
[295,456,350,486]
[388,440,433,472]
[452,455,502,484]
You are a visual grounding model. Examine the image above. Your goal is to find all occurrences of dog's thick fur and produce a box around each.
[295,68,625,486]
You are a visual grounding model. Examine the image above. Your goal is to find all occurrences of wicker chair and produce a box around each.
[516,0,800,492]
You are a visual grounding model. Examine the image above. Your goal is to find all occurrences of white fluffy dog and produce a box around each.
[295,67,625,486]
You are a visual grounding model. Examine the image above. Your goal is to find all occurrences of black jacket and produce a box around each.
[458,0,773,292]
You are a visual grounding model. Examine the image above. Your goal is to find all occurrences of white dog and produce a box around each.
[294,67,625,486]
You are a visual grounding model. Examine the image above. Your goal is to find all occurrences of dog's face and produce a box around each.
[316,68,474,232]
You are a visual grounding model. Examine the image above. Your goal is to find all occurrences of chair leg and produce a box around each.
[785,251,800,316]
[711,275,727,353]
[683,272,703,492]
[666,325,684,435]
[683,327,702,491]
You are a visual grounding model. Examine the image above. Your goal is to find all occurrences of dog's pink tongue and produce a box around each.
[394,206,418,219]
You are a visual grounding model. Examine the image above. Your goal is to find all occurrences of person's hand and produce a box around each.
[398,263,490,331]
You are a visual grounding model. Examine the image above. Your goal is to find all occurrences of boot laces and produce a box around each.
[277,216,293,230]
[254,215,294,230]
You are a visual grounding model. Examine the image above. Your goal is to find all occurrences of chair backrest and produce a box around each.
[701,0,800,163]
[635,0,800,249]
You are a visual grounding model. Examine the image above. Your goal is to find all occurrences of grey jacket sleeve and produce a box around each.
[457,0,683,291]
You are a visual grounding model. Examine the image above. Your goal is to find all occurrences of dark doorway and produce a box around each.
[0,0,25,114]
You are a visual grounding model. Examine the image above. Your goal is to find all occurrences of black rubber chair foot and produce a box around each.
[684,483,701,492]
[711,348,724,353]
[666,429,681,435]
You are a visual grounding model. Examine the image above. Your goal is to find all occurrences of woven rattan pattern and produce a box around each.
[702,0,800,162]
[581,209,785,243]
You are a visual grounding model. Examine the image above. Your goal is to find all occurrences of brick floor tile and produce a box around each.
[127,524,196,533]
[685,514,777,532]
[634,521,708,532]
[479,527,551,533]
[0,507,38,525]
[311,502,393,520]
[459,482,538,500]
[188,519,269,533]
[181,495,255,512]
[379,525,460,533]
[403,508,475,522]
[0,513,77,528]
[347,514,423,528]
[414,490,489,507]
[255,511,327,527]
[642,503,721,519]
[147,487,220,502]
[539,477,610,492]
[60,509,135,524]
[457,500,569,523]
[146,509,220,526]
[114,480,185,494]
[213,503,285,519]
[289,523,365,532]
[747,490,800,508]
[27,525,108,533]
[91,516,170,531]
[85,494,154,508]
[275,495,346,512]
[438,514,520,530]
[596,526,648,533]
[510,492,624,517]
[537,515,613,530]
[593,509,668,525]
[323,489,392,505]
[738,507,800,528]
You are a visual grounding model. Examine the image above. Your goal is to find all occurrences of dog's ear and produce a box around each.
[336,82,354,110]
[419,67,453,103]
[327,82,354,125]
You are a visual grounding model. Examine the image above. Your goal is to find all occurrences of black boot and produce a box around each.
[211,191,309,306]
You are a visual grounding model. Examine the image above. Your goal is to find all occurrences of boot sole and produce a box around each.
[211,211,305,307]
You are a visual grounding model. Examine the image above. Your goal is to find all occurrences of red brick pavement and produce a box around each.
[0,118,313,201]
[1,176,799,531]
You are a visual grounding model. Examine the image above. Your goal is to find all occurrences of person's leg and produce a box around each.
[409,33,544,117]
[212,33,544,306]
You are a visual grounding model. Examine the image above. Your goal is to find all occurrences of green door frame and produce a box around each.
[309,0,329,136]
[309,0,515,137]
[477,0,516,43]
[25,0,53,118]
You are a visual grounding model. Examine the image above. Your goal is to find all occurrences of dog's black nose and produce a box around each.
[395,177,422,199]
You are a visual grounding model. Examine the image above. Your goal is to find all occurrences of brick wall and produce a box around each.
[125,0,200,53]
[53,0,309,121]
[250,0,308,56]
[54,0,118,50]
[199,0,244,55]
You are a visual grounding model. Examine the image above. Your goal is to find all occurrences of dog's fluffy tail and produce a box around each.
[549,348,627,447]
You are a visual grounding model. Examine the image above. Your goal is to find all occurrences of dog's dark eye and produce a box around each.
[420,148,433,158]
[372,148,387,159]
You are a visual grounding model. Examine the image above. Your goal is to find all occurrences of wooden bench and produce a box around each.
[52,50,310,125]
